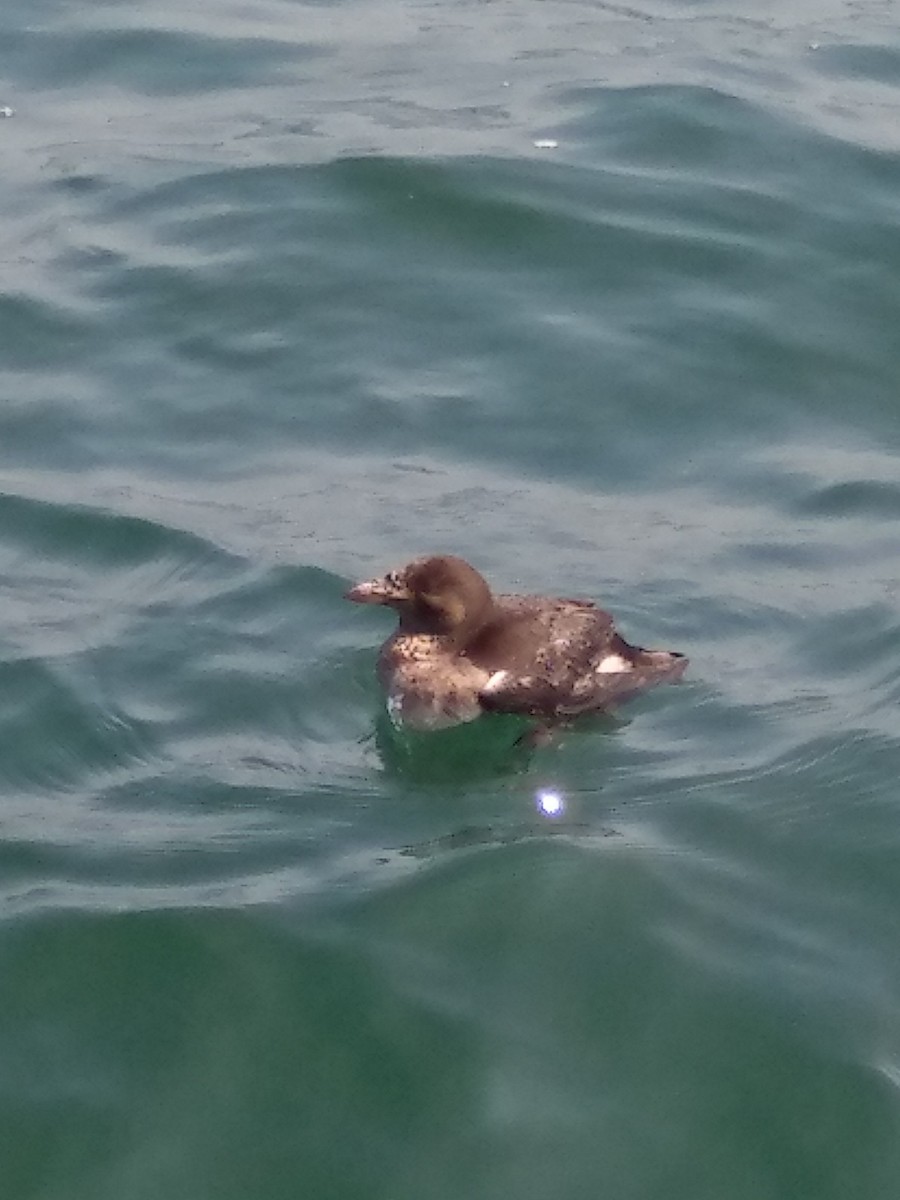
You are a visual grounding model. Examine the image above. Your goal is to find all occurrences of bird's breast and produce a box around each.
[378,634,489,729]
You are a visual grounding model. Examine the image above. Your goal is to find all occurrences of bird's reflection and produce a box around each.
[372,707,623,785]
[373,710,536,784]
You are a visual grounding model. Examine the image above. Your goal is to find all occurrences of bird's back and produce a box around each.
[470,594,686,717]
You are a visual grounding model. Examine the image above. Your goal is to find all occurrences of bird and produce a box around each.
[345,554,687,732]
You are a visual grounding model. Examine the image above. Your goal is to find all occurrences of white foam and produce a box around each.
[386,691,404,725]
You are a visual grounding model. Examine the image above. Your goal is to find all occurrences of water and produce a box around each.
[2,1,900,1196]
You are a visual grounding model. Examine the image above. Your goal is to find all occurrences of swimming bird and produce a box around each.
[346,555,687,731]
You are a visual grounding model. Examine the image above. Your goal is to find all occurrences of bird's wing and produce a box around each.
[465,599,624,716]
[470,597,685,717]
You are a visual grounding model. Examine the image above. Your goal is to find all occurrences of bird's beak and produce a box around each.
[344,574,407,605]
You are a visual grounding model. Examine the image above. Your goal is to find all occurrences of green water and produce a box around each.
[2,1,900,1197]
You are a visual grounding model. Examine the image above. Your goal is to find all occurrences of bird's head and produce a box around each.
[345,555,494,638]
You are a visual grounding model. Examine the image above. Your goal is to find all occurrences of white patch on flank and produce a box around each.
[597,654,630,674]
[483,670,509,693]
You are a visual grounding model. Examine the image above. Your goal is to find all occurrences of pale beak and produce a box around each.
[344,575,406,605]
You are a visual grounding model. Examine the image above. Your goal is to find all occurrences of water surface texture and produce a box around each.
[2,1,900,1197]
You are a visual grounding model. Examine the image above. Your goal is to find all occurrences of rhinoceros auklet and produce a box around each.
[346,555,687,731]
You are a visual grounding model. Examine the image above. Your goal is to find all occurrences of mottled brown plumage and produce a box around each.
[346,555,687,730]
